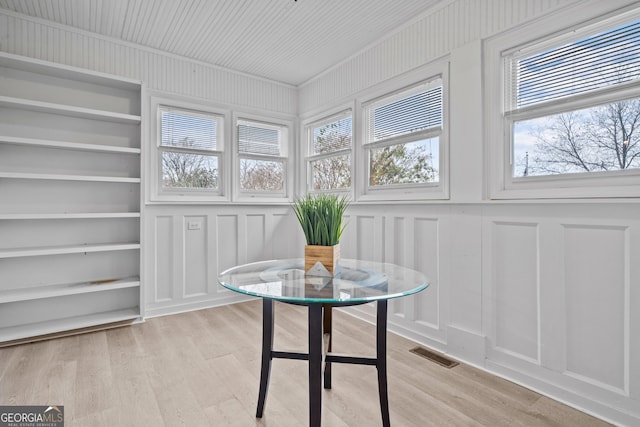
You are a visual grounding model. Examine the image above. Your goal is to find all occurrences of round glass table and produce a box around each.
[218,258,429,427]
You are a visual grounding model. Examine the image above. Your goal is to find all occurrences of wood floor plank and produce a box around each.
[39,337,78,413]
[106,326,164,426]
[208,353,304,427]
[73,331,116,419]
[0,300,612,426]
[0,340,58,406]
[0,343,18,383]
[204,397,259,427]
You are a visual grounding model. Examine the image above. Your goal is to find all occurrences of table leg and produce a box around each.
[323,303,332,389]
[309,304,323,427]
[377,299,390,427]
[256,299,274,418]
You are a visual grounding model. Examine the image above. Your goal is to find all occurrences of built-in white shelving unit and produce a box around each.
[0,52,143,345]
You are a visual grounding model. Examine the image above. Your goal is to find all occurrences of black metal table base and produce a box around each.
[255,299,390,427]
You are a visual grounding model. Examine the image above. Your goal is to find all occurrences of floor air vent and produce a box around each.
[410,346,459,368]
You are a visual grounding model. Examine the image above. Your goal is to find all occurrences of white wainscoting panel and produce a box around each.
[145,206,300,317]
[216,215,239,274]
[413,217,440,329]
[154,216,173,303]
[482,204,640,426]
[184,215,208,298]
[246,214,267,264]
[271,213,303,259]
[355,215,377,261]
[341,205,448,347]
[563,224,627,393]
[492,221,539,364]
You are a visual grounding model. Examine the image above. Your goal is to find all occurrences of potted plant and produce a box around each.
[292,194,349,277]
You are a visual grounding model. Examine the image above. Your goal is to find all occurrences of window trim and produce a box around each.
[232,113,294,203]
[301,107,354,196]
[357,62,450,202]
[485,4,640,200]
[148,94,230,203]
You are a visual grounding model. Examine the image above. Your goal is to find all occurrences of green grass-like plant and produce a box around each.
[292,194,349,246]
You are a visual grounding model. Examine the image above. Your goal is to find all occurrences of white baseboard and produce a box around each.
[485,360,639,427]
[446,324,485,364]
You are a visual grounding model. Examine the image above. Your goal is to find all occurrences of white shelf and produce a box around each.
[0,95,141,124]
[0,277,140,303]
[0,135,141,154]
[0,52,142,344]
[0,52,141,91]
[0,171,140,183]
[0,308,141,343]
[0,212,140,220]
[0,242,140,259]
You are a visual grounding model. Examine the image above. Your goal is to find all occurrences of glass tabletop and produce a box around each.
[218,258,429,304]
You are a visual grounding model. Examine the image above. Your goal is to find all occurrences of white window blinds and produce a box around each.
[160,107,218,151]
[238,121,282,156]
[366,80,443,143]
[512,19,640,108]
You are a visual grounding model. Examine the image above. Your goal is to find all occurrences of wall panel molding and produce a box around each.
[342,206,448,346]
[562,223,629,394]
[480,206,640,426]
[490,221,540,364]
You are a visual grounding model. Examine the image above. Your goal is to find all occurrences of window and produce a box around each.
[158,105,224,196]
[363,79,442,191]
[509,19,640,178]
[486,8,640,199]
[236,119,288,197]
[305,112,352,192]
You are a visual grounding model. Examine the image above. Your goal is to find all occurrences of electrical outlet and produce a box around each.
[187,220,202,230]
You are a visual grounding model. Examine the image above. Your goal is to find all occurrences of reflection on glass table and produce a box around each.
[219,258,427,304]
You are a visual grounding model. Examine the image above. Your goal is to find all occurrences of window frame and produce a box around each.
[302,107,354,196]
[148,95,230,203]
[360,77,446,200]
[356,61,449,201]
[485,4,640,200]
[232,113,294,203]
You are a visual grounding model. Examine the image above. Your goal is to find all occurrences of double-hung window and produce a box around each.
[362,79,443,197]
[305,112,352,192]
[158,105,224,197]
[488,11,640,198]
[236,119,288,198]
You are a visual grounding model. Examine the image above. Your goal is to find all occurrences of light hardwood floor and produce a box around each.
[0,300,611,427]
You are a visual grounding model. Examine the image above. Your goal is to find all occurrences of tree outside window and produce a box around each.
[514,99,640,177]
[370,138,438,185]
[159,106,222,193]
[162,142,218,189]
[364,81,442,189]
[237,119,287,196]
[307,115,352,191]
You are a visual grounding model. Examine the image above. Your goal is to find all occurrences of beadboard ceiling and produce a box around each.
[0,0,444,86]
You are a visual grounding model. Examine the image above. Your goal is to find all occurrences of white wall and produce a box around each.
[144,205,302,316]
[297,0,640,425]
[2,0,640,425]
